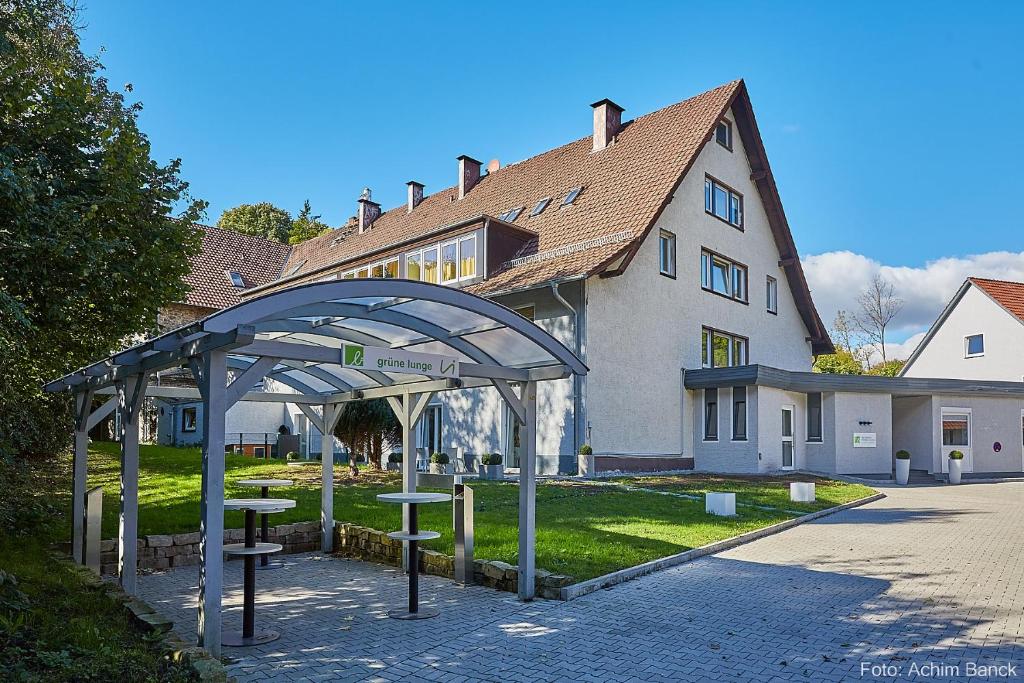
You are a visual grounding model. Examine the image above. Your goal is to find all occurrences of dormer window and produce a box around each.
[716,120,733,151]
[225,270,245,288]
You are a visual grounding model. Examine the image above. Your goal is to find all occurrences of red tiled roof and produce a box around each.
[969,277,1024,323]
[182,225,290,309]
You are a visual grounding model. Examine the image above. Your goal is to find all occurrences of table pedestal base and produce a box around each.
[387,607,439,620]
[222,629,280,647]
[255,560,285,571]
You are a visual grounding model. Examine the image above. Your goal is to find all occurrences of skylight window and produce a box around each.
[499,207,524,222]
[225,270,245,288]
[283,260,306,278]
[531,197,551,216]
[562,187,583,206]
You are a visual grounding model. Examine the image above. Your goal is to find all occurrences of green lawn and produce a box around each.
[86,443,873,581]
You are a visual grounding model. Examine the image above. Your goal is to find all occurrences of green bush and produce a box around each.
[481,453,503,466]
[388,452,402,463]
[895,450,911,460]
[286,451,299,461]
[430,452,449,464]
[948,450,965,460]
[579,444,593,456]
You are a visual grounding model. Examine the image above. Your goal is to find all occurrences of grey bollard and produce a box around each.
[453,482,474,584]
[84,486,103,573]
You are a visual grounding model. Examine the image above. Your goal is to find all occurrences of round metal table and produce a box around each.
[235,479,294,570]
[377,492,451,620]
[222,497,296,646]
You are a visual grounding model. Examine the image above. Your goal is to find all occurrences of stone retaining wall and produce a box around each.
[333,522,573,600]
[98,521,320,575]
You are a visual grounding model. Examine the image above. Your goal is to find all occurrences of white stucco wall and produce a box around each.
[892,396,933,471]
[903,284,1024,381]
[756,387,806,472]
[832,392,892,475]
[586,106,815,458]
[929,395,1024,474]
[691,386,759,472]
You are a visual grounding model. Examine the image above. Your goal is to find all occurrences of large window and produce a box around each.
[704,176,743,228]
[702,327,748,368]
[716,120,733,151]
[659,230,676,277]
[732,386,747,441]
[701,250,747,302]
[964,334,984,358]
[441,240,458,283]
[766,276,778,314]
[182,407,197,433]
[341,256,399,281]
[807,392,823,442]
[704,389,719,441]
[460,235,477,278]
[406,234,476,285]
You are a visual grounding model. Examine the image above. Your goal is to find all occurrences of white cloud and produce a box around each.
[802,250,1024,359]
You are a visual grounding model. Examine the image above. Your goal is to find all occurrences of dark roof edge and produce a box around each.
[685,364,1024,397]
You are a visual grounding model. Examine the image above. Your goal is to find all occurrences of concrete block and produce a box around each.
[172,531,200,545]
[146,534,172,548]
[705,492,736,517]
[790,482,816,503]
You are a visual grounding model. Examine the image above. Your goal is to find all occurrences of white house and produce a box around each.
[900,277,1024,382]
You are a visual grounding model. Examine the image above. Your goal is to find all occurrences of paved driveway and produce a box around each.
[139,482,1024,682]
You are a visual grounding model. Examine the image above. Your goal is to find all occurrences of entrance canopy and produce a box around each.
[46,279,587,400]
[47,279,587,658]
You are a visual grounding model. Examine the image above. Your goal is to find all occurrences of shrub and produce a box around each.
[388,452,402,463]
[286,451,299,461]
[430,452,449,464]
[895,450,911,460]
[579,444,593,456]
[481,453,502,466]
[949,450,965,460]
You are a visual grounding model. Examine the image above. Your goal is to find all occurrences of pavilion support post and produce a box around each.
[116,374,148,595]
[321,403,340,552]
[194,350,228,657]
[517,381,538,601]
[386,391,433,571]
[71,389,93,564]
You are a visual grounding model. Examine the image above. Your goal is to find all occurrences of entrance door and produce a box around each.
[781,405,795,469]
[940,409,973,473]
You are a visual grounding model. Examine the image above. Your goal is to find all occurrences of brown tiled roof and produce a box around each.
[243,79,831,352]
[182,225,291,309]
[970,277,1024,322]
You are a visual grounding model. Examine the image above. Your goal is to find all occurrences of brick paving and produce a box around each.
[139,481,1024,681]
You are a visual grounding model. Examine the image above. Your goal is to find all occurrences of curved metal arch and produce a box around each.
[251,323,394,387]
[203,279,587,375]
[226,357,324,397]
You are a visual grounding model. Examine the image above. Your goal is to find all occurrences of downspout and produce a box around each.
[550,281,584,460]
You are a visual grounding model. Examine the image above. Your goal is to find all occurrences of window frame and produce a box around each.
[964,333,985,358]
[806,392,823,443]
[659,230,677,278]
[458,234,478,280]
[704,388,719,442]
[704,175,744,229]
[766,275,778,314]
[181,406,197,433]
[715,119,733,151]
[702,326,750,369]
[731,386,747,441]
[700,249,748,304]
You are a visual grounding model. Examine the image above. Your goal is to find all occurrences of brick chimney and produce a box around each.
[357,187,381,233]
[591,99,624,152]
[457,155,482,199]
[406,181,425,213]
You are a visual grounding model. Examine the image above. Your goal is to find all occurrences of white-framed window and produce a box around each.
[704,176,743,228]
[225,270,245,288]
[702,327,749,368]
[965,334,984,358]
[404,234,476,285]
[715,120,733,150]
[182,407,197,433]
[659,230,676,277]
[731,386,747,441]
[459,235,477,279]
[807,392,823,442]
[441,239,459,283]
[766,276,778,314]
[341,255,398,280]
[700,250,747,302]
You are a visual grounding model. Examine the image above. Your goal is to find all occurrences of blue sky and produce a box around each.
[78,2,1024,346]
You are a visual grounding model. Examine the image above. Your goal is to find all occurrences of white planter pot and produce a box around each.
[895,458,910,485]
[480,464,504,480]
[705,492,736,517]
[948,458,962,485]
[429,463,451,475]
[789,482,816,503]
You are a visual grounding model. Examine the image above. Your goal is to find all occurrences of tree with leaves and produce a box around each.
[333,399,401,475]
[853,274,904,365]
[217,202,292,243]
[288,200,331,245]
[0,0,205,459]
[813,311,866,374]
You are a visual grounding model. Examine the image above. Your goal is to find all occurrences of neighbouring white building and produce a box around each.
[155,81,1024,480]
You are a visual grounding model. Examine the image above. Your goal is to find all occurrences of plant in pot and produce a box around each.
[947,450,964,485]
[286,451,299,461]
[387,451,402,472]
[895,450,911,485]
[480,452,504,480]
[429,451,450,474]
